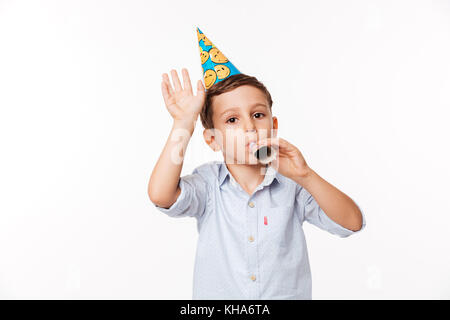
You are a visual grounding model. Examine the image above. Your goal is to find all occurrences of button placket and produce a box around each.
[248,201,256,244]
[246,198,259,298]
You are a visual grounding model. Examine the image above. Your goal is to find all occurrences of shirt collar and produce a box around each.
[218,161,280,188]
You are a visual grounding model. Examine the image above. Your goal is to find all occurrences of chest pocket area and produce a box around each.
[261,206,295,248]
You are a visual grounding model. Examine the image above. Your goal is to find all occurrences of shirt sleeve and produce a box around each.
[295,185,366,238]
[153,168,209,219]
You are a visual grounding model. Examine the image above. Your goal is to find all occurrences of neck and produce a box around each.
[224,160,268,195]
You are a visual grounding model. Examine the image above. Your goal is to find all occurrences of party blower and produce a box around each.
[249,142,277,165]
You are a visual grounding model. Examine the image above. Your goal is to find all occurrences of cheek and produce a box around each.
[258,117,273,127]
[212,127,242,150]
[221,129,246,150]
[256,119,275,137]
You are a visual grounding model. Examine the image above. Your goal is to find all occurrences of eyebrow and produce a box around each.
[220,103,268,118]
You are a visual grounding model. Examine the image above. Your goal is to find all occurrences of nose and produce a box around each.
[244,118,257,132]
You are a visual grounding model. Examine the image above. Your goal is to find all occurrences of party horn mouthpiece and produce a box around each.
[249,142,277,164]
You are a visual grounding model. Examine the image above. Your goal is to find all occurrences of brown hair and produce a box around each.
[200,73,273,129]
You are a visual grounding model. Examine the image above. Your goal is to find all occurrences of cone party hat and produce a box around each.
[197,27,241,90]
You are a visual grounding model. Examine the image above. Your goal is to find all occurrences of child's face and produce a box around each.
[203,85,278,165]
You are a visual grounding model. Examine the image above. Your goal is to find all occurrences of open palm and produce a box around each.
[161,68,206,124]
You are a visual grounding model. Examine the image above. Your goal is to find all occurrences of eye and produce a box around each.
[254,112,265,118]
[226,117,237,124]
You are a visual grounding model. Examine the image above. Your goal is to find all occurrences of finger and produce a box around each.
[162,73,174,96]
[170,69,183,92]
[276,137,296,151]
[261,137,297,156]
[196,79,206,100]
[269,156,280,171]
[258,138,284,156]
[260,137,290,148]
[182,68,193,95]
[161,80,171,106]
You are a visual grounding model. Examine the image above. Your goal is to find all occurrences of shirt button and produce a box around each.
[250,275,256,281]
[248,201,255,208]
[248,236,254,242]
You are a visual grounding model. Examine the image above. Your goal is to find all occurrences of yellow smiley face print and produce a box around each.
[198,33,213,47]
[202,35,213,46]
[214,64,230,80]
[209,48,228,63]
[200,49,209,64]
[204,69,217,89]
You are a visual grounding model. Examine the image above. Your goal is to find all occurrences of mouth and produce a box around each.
[246,141,258,152]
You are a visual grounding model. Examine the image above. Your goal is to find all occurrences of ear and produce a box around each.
[272,116,278,137]
[203,128,221,152]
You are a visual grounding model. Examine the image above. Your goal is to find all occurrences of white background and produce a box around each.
[0,0,449,299]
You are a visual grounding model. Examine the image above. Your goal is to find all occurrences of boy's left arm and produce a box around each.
[293,168,363,231]
[256,137,364,232]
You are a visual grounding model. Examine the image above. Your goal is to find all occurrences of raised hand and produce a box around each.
[161,68,206,128]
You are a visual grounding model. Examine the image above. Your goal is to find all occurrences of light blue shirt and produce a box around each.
[154,160,366,299]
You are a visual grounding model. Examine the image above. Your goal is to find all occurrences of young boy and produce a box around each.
[148,68,366,300]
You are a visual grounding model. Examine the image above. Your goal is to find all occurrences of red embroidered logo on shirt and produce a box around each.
[264,216,268,225]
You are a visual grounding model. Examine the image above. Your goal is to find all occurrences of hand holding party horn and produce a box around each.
[250,137,311,182]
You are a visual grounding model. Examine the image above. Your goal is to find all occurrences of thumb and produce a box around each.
[269,156,280,172]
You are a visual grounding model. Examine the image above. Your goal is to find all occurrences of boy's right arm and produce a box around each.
[148,120,194,208]
[147,68,206,209]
